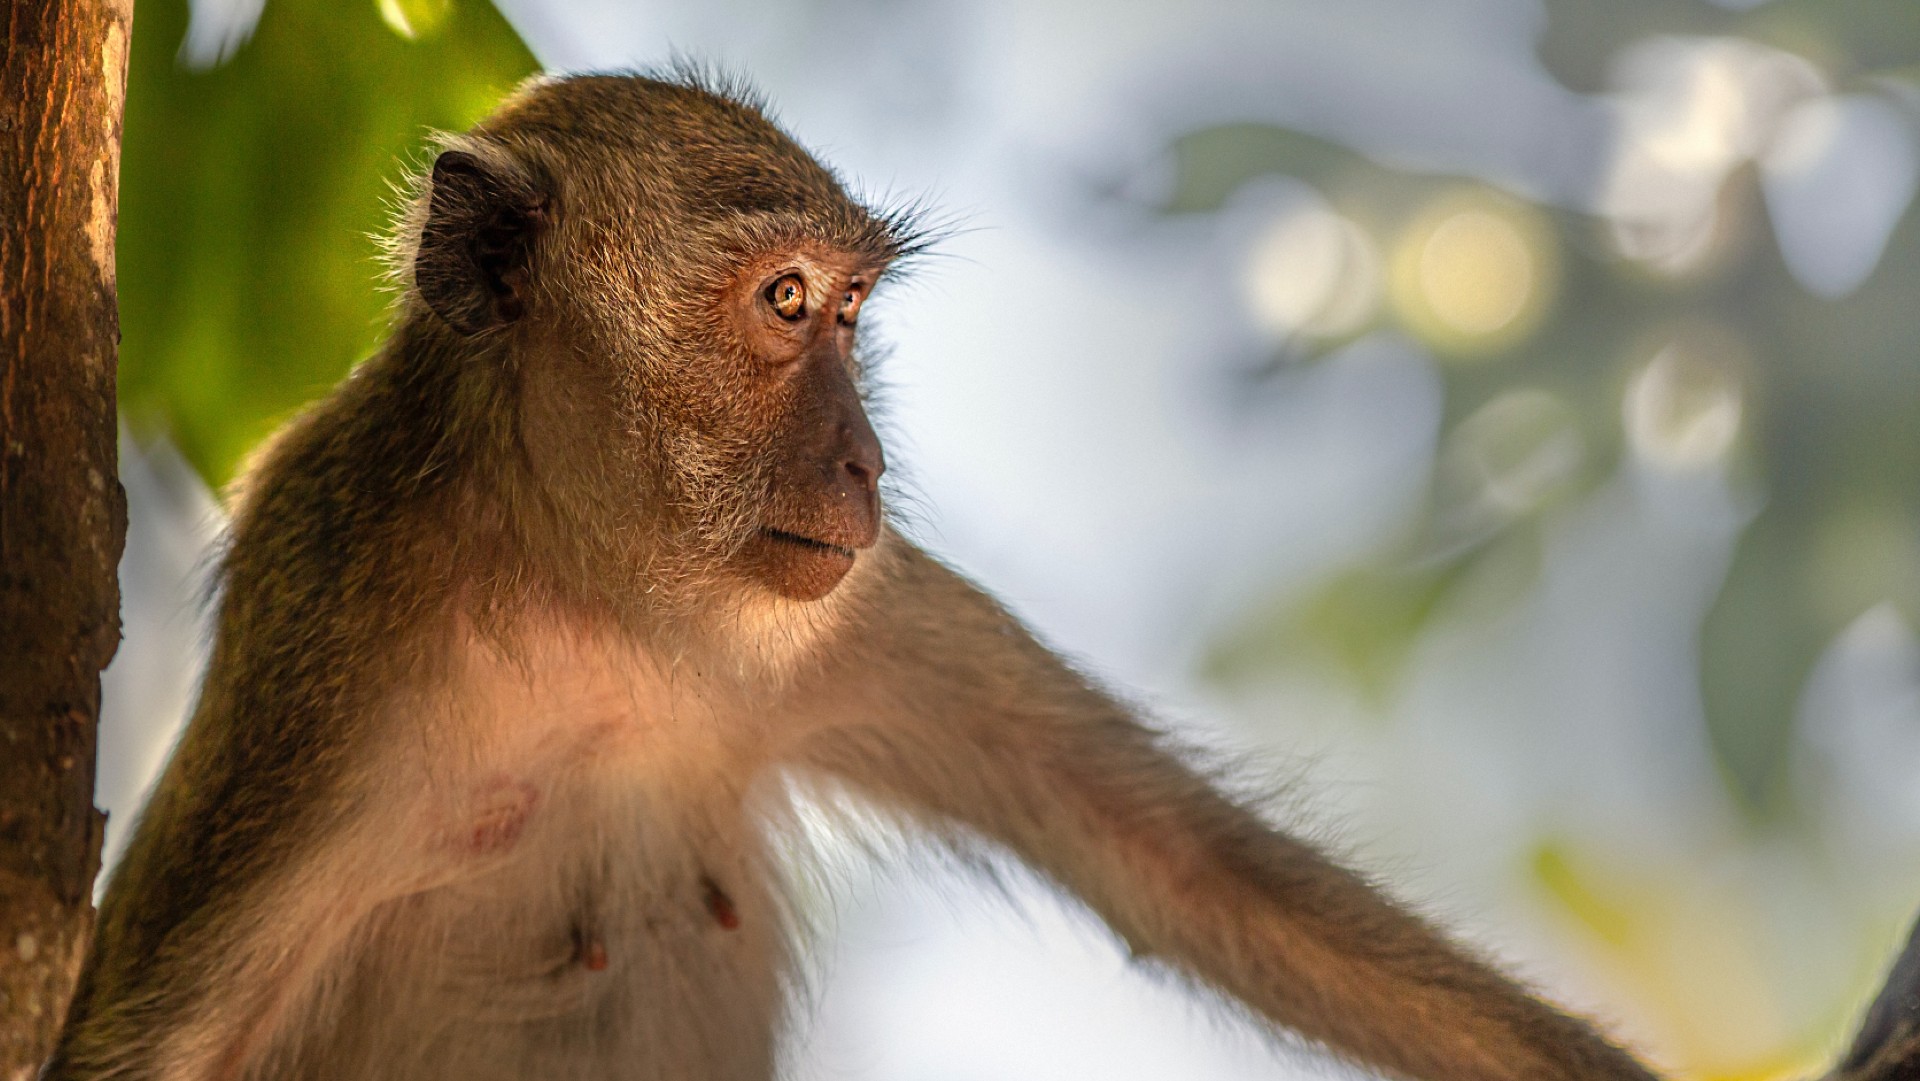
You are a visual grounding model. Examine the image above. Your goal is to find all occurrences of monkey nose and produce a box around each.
[840,421,885,494]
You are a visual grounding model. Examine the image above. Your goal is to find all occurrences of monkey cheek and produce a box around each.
[743,538,856,602]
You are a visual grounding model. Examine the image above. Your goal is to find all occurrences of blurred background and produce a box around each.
[102,0,1920,1078]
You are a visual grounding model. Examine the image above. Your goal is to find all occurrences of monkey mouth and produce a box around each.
[758,527,857,561]
[747,527,862,602]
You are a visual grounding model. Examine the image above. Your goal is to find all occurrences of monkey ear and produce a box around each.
[415,147,549,336]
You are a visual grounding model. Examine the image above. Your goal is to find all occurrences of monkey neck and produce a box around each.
[363,315,780,669]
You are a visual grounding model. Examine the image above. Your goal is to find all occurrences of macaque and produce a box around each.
[51,71,1661,1081]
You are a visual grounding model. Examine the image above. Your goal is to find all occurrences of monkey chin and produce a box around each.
[744,528,860,602]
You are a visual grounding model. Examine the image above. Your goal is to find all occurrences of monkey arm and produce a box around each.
[50,637,450,1081]
[798,538,1658,1081]
[49,366,491,1081]
[50,716,428,1081]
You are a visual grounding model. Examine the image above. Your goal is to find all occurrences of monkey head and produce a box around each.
[396,73,918,608]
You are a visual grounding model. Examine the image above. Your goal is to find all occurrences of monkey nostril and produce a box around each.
[848,440,887,486]
[839,429,885,493]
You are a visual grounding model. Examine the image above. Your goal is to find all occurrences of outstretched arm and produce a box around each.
[798,539,1658,1081]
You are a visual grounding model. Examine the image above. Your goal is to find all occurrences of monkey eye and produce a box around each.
[765,274,807,322]
[838,284,866,325]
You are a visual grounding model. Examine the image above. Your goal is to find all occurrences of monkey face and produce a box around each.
[565,227,899,606]
[403,76,924,609]
[521,232,893,608]
[711,248,888,601]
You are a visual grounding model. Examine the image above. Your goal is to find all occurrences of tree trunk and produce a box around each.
[0,0,133,1077]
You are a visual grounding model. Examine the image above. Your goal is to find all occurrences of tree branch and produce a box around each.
[0,0,132,1076]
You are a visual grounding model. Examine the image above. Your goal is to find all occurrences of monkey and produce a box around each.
[50,70,1662,1081]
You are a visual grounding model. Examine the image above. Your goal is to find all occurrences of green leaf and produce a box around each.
[379,0,455,40]
[118,0,537,487]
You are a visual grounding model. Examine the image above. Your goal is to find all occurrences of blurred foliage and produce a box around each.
[1530,841,1637,949]
[1205,526,1544,706]
[118,0,536,487]
[1171,4,1920,818]
[1537,0,1920,93]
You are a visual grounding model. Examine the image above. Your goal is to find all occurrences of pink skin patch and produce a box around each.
[454,776,541,856]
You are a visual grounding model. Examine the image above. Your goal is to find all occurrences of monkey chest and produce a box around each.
[311,773,793,1081]
[302,641,800,1081]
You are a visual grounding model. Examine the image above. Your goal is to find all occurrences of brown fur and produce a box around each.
[51,70,1659,1081]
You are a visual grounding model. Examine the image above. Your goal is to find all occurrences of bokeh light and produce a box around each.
[1600,36,1826,276]
[1390,189,1557,356]
[1442,388,1584,517]
[1241,190,1381,343]
[1623,330,1746,470]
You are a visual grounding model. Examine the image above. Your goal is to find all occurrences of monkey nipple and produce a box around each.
[701,876,741,931]
[570,924,610,971]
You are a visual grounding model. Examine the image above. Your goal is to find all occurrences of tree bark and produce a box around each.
[0,0,132,1077]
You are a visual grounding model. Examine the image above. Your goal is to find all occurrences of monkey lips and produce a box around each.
[745,526,863,601]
